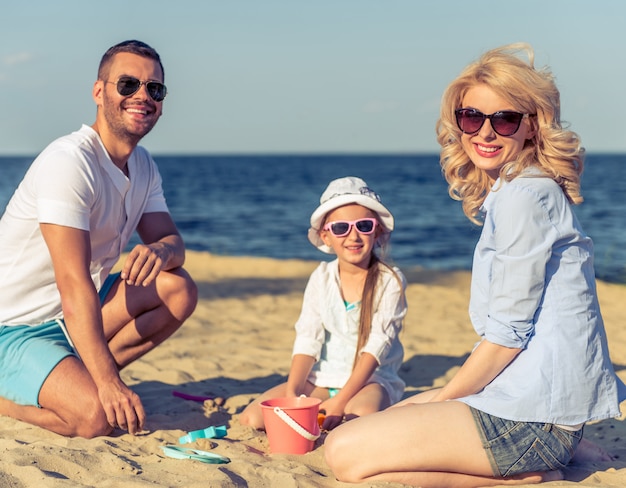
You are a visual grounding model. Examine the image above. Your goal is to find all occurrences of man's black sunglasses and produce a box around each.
[107,76,167,102]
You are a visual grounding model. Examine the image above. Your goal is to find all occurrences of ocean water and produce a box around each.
[1,154,625,283]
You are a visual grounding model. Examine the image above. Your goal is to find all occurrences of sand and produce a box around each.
[0,251,624,488]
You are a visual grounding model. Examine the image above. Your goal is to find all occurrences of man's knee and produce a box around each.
[74,407,113,438]
[157,268,198,320]
[63,395,113,438]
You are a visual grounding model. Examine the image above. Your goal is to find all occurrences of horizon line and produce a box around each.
[2,150,625,158]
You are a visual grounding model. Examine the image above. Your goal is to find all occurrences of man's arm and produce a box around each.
[121,212,185,287]
[40,223,146,434]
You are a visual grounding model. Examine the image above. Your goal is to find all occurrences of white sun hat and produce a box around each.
[307,176,394,254]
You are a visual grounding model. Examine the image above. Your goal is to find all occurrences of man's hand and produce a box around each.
[98,379,146,435]
[120,242,173,287]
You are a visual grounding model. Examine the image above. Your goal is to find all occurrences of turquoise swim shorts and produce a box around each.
[328,388,340,398]
[0,272,121,407]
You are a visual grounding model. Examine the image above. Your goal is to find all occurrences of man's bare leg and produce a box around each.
[0,268,196,438]
[0,356,111,437]
[102,267,197,367]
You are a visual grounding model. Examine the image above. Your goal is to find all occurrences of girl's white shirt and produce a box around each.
[291,259,407,404]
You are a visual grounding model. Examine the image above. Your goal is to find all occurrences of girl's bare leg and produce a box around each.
[239,382,329,429]
[343,383,390,420]
[239,382,289,429]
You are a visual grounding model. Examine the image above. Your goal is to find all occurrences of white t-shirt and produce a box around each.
[292,259,407,404]
[0,125,168,325]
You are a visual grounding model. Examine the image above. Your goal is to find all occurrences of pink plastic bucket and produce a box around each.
[260,397,321,454]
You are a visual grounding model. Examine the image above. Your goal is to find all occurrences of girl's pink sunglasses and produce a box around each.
[323,218,378,237]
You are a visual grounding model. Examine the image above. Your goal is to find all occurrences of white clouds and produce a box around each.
[0,52,35,85]
[3,52,35,66]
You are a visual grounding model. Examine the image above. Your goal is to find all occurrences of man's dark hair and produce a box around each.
[97,40,164,81]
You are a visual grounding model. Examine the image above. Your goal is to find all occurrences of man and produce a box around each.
[0,40,197,438]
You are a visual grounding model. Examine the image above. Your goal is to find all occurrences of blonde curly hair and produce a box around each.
[436,43,584,225]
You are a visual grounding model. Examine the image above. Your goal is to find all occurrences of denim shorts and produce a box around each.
[470,407,583,477]
[0,273,120,407]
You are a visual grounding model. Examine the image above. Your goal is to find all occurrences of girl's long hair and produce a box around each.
[353,230,403,369]
[436,43,584,224]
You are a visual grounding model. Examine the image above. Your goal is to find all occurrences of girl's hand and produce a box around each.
[319,397,346,430]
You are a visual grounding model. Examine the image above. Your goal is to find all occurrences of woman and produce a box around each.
[324,43,625,487]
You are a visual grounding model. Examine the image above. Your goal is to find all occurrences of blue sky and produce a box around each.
[1,0,625,155]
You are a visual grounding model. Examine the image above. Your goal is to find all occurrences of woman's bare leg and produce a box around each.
[392,388,442,407]
[571,436,614,463]
[325,400,559,488]
[364,469,562,488]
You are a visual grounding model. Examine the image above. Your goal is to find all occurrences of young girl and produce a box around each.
[324,44,625,487]
[240,176,407,431]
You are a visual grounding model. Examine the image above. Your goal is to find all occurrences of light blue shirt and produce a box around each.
[459,173,625,425]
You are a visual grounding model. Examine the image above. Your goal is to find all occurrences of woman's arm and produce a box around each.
[431,339,521,402]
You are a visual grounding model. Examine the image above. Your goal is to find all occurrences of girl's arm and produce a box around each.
[291,266,326,369]
[285,354,316,397]
[319,352,379,430]
[361,268,407,360]
[431,339,521,402]
[320,268,405,426]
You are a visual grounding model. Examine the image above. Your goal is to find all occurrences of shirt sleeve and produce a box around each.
[292,265,326,360]
[34,146,96,230]
[361,267,407,363]
[485,183,557,348]
[140,151,169,214]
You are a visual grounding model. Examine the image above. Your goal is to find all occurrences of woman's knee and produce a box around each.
[324,428,364,482]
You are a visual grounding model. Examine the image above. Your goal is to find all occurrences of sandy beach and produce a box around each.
[0,250,624,488]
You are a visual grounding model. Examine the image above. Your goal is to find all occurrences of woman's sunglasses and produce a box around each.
[455,108,533,137]
[108,76,167,102]
[323,218,378,237]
